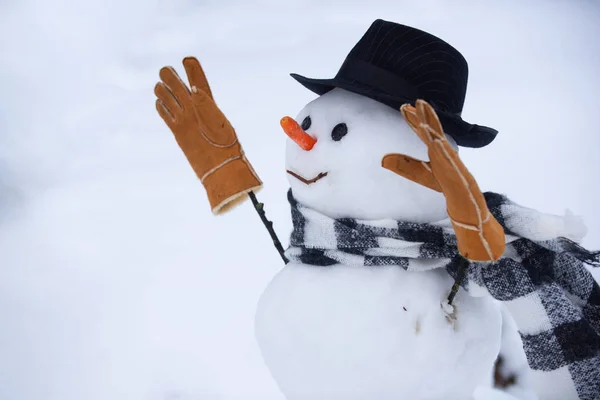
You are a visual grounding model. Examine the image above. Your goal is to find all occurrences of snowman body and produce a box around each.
[256,264,502,400]
[255,89,503,399]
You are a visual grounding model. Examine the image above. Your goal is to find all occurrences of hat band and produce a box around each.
[336,58,420,100]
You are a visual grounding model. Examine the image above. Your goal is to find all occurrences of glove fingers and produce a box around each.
[183,57,214,100]
[416,99,445,141]
[401,104,431,144]
[156,99,176,131]
[159,66,193,110]
[400,104,419,131]
[382,153,442,192]
[154,82,182,116]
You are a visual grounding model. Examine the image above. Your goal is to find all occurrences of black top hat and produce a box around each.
[290,19,497,148]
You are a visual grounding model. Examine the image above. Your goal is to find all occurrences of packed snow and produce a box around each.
[256,264,503,400]
[0,1,599,399]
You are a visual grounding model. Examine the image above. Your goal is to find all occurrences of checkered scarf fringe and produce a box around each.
[285,189,600,400]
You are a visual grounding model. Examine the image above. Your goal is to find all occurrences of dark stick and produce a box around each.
[447,256,470,305]
[248,191,289,264]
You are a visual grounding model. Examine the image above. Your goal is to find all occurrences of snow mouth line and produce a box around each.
[286,170,328,185]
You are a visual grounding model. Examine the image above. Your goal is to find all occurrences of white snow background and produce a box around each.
[0,0,599,399]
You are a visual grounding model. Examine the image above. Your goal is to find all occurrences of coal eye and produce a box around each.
[301,116,311,130]
[331,123,348,141]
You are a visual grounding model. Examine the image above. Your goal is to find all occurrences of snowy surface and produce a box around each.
[0,1,599,399]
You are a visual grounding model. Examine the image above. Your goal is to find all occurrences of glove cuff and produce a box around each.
[202,153,263,214]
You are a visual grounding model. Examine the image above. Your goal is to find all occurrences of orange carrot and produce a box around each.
[280,116,317,151]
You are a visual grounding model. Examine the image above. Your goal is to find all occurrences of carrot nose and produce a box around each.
[280,116,317,151]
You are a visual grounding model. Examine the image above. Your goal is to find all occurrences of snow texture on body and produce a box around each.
[256,264,502,400]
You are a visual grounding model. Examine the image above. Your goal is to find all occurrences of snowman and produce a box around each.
[256,88,505,400]
[154,19,600,400]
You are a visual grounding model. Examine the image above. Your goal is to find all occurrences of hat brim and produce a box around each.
[290,73,497,148]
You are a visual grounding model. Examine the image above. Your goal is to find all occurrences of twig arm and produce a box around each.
[447,256,469,305]
[248,191,289,264]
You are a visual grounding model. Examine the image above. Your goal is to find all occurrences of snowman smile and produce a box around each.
[286,170,328,185]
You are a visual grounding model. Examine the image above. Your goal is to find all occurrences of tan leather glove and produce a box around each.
[154,57,262,214]
[382,100,505,262]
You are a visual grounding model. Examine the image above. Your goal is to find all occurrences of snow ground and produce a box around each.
[0,1,599,399]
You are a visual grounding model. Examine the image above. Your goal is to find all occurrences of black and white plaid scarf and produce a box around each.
[285,189,600,400]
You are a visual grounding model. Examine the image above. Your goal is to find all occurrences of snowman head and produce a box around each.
[283,88,455,223]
